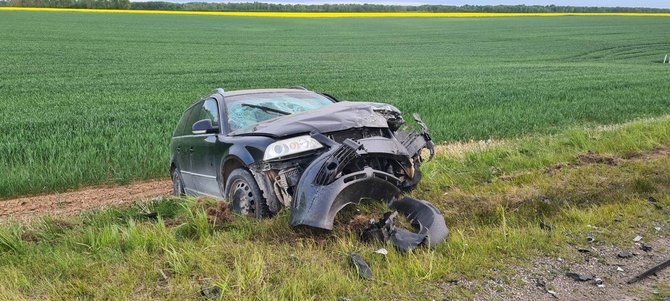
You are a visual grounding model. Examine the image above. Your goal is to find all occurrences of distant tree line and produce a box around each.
[6,0,670,13]
[130,2,670,13]
[8,0,129,9]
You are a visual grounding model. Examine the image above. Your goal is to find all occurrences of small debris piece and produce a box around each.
[566,272,593,282]
[349,253,373,280]
[641,244,653,252]
[648,197,663,210]
[595,278,605,288]
[633,235,643,242]
[159,269,169,281]
[577,248,591,253]
[655,227,662,232]
[200,286,221,299]
[617,267,624,272]
[547,290,558,298]
[618,251,634,259]
[362,211,397,244]
[374,248,388,256]
[139,211,158,219]
[587,234,595,243]
[540,221,553,232]
[627,258,670,284]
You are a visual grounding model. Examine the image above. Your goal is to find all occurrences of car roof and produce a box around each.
[221,88,312,98]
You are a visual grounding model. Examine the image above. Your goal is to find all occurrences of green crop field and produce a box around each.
[1,11,669,198]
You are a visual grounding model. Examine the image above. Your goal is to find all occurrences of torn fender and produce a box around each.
[389,197,449,249]
[290,141,402,230]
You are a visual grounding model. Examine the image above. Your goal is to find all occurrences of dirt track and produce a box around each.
[0,180,172,223]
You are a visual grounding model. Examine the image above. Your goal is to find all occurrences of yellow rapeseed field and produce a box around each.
[2,7,670,18]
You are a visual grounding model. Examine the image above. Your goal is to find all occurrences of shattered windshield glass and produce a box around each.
[226,92,334,131]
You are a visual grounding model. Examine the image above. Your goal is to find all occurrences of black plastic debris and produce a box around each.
[200,286,221,299]
[540,221,553,232]
[618,251,634,259]
[648,196,663,210]
[565,272,593,282]
[139,211,158,219]
[577,248,591,253]
[349,252,373,280]
[627,258,670,284]
[641,243,653,252]
[361,197,449,252]
[362,211,398,244]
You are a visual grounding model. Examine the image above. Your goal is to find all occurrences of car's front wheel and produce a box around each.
[171,168,185,197]
[225,169,269,218]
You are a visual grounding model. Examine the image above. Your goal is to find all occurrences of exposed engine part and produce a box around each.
[271,167,301,207]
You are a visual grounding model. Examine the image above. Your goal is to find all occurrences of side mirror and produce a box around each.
[192,119,219,135]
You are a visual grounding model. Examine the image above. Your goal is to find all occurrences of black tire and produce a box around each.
[225,169,269,218]
[171,168,185,197]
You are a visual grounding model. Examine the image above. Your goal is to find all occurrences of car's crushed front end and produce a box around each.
[242,101,441,239]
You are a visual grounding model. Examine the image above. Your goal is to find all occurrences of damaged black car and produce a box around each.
[169,87,442,239]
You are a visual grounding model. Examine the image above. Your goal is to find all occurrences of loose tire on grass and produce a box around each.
[225,169,269,218]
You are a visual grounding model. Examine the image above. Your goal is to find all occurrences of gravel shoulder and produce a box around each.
[0,180,171,223]
[469,235,670,300]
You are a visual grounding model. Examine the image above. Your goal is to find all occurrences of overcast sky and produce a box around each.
[163,0,670,9]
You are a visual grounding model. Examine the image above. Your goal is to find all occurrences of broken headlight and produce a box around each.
[263,135,324,161]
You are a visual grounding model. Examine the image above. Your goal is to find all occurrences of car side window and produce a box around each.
[174,110,189,136]
[183,102,203,135]
[199,99,219,127]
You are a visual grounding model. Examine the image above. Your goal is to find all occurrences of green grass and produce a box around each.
[0,117,668,300]
[1,12,669,198]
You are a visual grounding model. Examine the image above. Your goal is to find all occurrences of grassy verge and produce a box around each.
[0,117,668,300]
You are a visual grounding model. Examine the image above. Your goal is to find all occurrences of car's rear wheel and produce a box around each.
[225,169,269,218]
[171,168,185,196]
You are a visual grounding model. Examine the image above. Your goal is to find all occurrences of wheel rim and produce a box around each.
[230,179,255,216]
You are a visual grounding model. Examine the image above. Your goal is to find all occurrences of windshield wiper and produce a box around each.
[240,103,291,115]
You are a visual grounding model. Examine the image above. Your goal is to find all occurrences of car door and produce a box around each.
[172,107,195,190]
[178,101,203,195]
[190,98,224,198]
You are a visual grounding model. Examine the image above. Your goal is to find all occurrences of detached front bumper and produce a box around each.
[290,119,434,230]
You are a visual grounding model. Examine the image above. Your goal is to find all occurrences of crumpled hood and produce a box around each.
[230,101,400,138]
